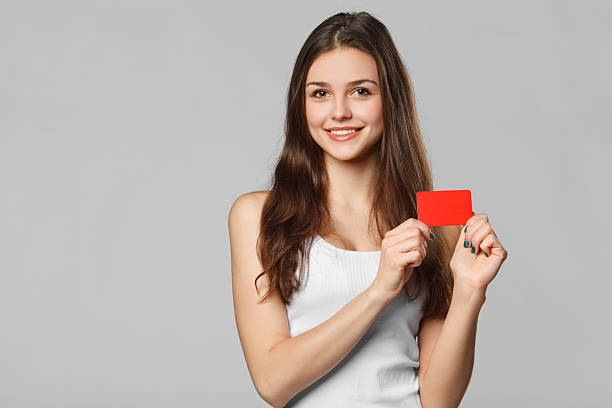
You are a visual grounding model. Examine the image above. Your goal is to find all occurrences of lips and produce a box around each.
[325,126,364,131]
[325,127,365,141]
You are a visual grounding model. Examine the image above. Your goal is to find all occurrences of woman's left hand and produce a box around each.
[449,211,508,293]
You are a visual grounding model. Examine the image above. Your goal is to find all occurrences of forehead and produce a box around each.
[306,48,378,84]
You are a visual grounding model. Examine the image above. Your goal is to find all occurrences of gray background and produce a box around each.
[1,1,610,407]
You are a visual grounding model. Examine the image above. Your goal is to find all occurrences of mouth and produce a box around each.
[325,127,365,141]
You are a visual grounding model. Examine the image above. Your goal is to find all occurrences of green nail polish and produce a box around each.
[464,226,469,233]
[464,240,469,248]
[471,246,475,253]
[430,233,435,239]
[484,252,489,257]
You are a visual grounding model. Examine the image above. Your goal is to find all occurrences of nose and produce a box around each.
[331,95,351,121]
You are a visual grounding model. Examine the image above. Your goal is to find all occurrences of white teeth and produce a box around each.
[329,128,360,135]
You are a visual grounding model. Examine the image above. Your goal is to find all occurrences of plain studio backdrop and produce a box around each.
[1,1,610,407]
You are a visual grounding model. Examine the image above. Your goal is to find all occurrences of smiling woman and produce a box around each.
[229,10,487,408]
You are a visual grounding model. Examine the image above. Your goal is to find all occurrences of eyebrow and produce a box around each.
[305,79,378,88]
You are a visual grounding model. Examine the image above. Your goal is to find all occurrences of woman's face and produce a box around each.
[305,47,383,162]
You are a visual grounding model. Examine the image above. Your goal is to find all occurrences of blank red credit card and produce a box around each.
[417,190,472,226]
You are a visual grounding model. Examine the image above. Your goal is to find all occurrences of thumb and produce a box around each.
[455,223,467,252]
[456,211,475,250]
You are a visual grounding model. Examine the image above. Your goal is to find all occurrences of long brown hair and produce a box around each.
[255,11,454,320]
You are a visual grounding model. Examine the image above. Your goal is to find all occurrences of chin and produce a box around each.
[324,147,370,162]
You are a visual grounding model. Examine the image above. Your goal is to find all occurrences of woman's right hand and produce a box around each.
[370,218,434,301]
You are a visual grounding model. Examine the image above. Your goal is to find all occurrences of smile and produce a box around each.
[325,127,364,141]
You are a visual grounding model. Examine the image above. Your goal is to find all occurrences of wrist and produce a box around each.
[366,282,396,306]
[452,282,487,306]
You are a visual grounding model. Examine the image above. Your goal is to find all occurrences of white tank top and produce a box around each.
[285,233,425,407]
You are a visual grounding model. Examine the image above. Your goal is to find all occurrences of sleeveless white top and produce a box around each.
[284,233,425,407]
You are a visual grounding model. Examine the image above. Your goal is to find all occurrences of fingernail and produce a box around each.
[471,246,475,253]
[484,251,489,257]
[430,233,435,239]
[464,226,469,233]
[464,240,469,248]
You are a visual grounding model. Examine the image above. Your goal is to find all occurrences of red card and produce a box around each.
[416,190,472,226]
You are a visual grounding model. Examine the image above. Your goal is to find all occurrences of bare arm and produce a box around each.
[266,286,392,407]
[418,283,485,408]
[229,192,393,407]
[417,223,499,408]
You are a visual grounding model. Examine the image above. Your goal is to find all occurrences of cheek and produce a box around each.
[355,101,383,124]
[305,105,326,126]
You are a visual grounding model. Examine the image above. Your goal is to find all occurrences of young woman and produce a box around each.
[228,11,508,408]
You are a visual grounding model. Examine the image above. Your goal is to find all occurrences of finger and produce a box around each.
[469,223,493,256]
[399,247,424,267]
[455,222,469,252]
[463,212,488,228]
[486,232,508,259]
[387,218,434,242]
[386,218,433,242]
[392,236,426,260]
[463,217,489,254]
[383,228,427,251]
[479,234,496,257]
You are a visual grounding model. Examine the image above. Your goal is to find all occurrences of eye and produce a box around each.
[309,88,371,98]
[355,87,371,96]
[311,89,328,98]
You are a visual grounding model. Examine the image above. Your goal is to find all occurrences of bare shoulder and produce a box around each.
[227,189,274,296]
[228,190,270,217]
[227,191,271,238]
[244,189,271,203]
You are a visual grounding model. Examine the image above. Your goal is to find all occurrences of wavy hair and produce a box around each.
[254,11,454,320]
